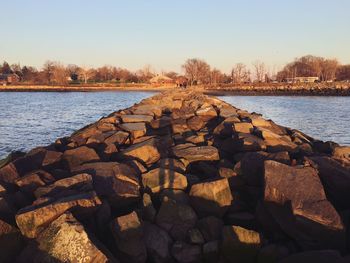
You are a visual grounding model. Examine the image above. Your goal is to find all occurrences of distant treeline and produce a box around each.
[1,55,349,86]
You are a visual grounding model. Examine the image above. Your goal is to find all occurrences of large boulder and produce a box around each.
[236,151,290,186]
[171,144,219,163]
[104,131,129,145]
[34,173,93,198]
[72,162,140,208]
[187,116,205,131]
[121,114,153,123]
[189,178,233,217]
[111,211,147,263]
[171,241,201,263]
[121,138,161,166]
[17,212,117,262]
[222,133,266,153]
[197,216,223,241]
[309,156,350,210]
[119,122,146,139]
[142,168,187,194]
[263,160,346,251]
[15,170,55,195]
[232,122,253,134]
[256,127,297,153]
[221,225,262,263]
[158,158,187,173]
[16,191,101,238]
[62,146,100,170]
[156,198,197,240]
[0,219,24,263]
[143,222,173,263]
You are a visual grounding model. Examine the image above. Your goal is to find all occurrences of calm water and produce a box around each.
[219,96,350,146]
[0,92,349,159]
[0,91,155,158]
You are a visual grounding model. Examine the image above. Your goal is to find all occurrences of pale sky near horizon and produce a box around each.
[1,0,349,73]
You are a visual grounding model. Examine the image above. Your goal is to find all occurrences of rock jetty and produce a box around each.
[1,90,350,263]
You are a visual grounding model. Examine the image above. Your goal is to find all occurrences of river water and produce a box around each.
[0,92,349,158]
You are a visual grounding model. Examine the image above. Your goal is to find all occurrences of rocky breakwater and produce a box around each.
[1,90,350,263]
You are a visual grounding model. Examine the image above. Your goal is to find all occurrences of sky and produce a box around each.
[1,0,349,73]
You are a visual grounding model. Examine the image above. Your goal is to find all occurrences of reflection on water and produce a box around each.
[0,92,349,159]
[219,95,350,146]
[0,91,155,158]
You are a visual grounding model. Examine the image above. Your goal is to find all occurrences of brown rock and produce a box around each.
[150,116,172,129]
[119,122,146,139]
[34,173,93,198]
[144,222,173,263]
[203,240,220,263]
[122,138,161,166]
[236,151,290,186]
[160,189,189,205]
[221,225,262,263]
[171,144,219,163]
[142,168,187,194]
[172,107,195,120]
[233,122,254,134]
[171,241,201,263]
[187,116,205,131]
[0,219,24,263]
[111,211,147,263]
[222,133,266,153]
[62,146,100,170]
[172,118,191,134]
[197,216,223,241]
[72,162,140,208]
[16,191,101,238]
[86,131,116,144]
[132,104,162,117]
[158,158,187,173]
[263,160,345,250]
[121,114,153,123]
[15,170,55,195]
[104,131,129,145]
[309,156,350,210]
[21,212,117,262]
[156,198,197,240]
[332,146,350,160]
[196,104,217,120]
[256,127,297,153]
[189,178,233,217]
[142,193,156,221]
[219,106,238,118]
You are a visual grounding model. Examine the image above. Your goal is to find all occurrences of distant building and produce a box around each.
[284,76,319,83]
[0,73,20,85]
[149,75,174,84]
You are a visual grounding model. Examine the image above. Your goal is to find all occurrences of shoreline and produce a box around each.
[1,83,350,96]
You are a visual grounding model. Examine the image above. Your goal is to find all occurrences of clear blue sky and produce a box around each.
[1,0,349,73]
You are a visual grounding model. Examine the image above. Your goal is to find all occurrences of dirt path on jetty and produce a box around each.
[1,90,350,262]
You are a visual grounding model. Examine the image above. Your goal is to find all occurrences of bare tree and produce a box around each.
[182,58,211,85]
[252,60,266,82]
[52,62,69,85]
[43,60,55,84]
[321,59,339,81]
[231,63,250,84]
[79,66,94,84]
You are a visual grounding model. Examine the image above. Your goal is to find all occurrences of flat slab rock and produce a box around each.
[171,144,220,163]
